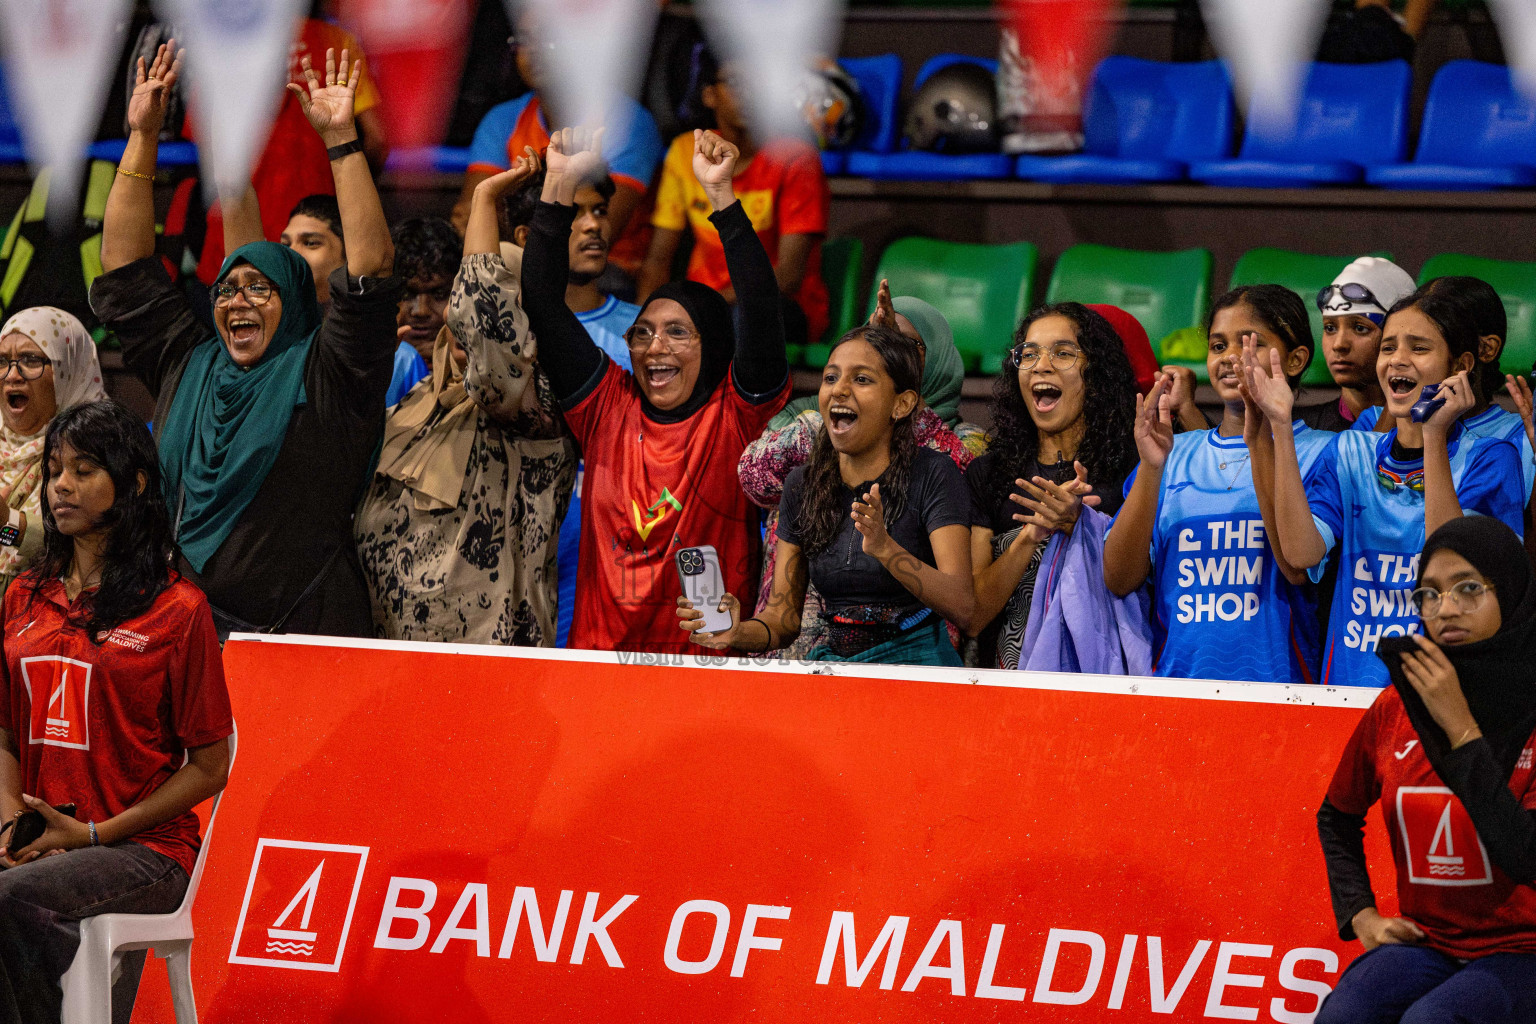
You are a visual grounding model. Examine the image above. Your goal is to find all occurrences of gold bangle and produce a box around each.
[115,166,155,181]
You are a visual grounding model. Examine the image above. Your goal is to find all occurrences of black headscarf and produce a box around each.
[636,280,735,424]
[1379,516,1536,782]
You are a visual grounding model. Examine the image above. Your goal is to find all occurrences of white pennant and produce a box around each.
[1489,0,1536,100]
[697,0,847,141]
[1200,0,1331,131]
[0,0,133,226]
[155,0,308,197]
[510,0,658,133]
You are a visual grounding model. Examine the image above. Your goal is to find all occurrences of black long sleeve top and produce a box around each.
[520,197,787,411]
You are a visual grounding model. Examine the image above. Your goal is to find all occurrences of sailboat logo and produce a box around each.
[266,861,325,955]
[20,656,91,750]
[229,839,370,972]
[1397,786,1493,887]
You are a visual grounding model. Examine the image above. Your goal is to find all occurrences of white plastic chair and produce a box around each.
[60,725,237,1024]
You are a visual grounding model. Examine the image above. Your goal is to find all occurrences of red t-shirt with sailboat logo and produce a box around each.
[1328,686,1536,958]
[562,361,789,653]
[0,576,233,876]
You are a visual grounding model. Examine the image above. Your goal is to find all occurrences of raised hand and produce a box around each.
[127,39,183,138]
[1242,335,1295,426]
[478,146,542,200]
[692,129,740,210]
[1134,374,1176,470]
[1506,373,1536,452]
[1401,633,1479,741]
[869,279,898,331]
[1424,369,1474,436]
[852,483,895,560]
[287,48,362,145]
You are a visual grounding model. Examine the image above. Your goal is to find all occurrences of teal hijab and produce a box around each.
[158,242,321,572]
[893,296,963,428]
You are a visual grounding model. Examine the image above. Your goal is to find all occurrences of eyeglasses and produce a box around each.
[213,281,275,307]
[1317,282,1384,314]
[1410,579,1494,617]
[0,354,50,380]
[1008,343,1082,372]
[626,324,700,351]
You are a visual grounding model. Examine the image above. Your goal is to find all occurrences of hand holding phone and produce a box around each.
[676,545,734,635]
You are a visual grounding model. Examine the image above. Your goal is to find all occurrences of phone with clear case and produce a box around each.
[676,545,733,635]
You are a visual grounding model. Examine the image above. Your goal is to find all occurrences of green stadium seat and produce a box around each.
[796,237,865,368]
[1045,243,1212,378]
[1418,253,1536,375]
[1229,248,1392,387]
[858,236,1038,375]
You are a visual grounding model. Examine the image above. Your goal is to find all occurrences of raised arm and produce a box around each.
[1242,340,1309,585]
[1104,374,1174,596]
[520,128,606,402]
[221,185,265,255]
[102,41,182,274]
[464,147,540,257]
[1254,347,1329,570]
[692,130,787,398]
[1420,370,1476,536]
[287,49,393,278]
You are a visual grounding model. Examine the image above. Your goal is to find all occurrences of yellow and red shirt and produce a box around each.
[652,133,831,341]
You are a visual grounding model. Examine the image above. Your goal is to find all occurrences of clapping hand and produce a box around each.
[288,48,361,146]
[127,39,183,138]
[1241,334,1295,426]
[1011,462,1100,540]
[1134,374,1176,470]
[851,483,896,560]
[1506,373,1536,453]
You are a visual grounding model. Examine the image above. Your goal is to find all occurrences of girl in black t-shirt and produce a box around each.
[967,303,1139,668]
[678,324,974,665]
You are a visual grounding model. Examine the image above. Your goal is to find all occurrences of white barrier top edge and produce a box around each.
[229,632,1379,710]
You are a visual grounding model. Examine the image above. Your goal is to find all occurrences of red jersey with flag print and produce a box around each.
[562,361,789,653]
[1327,686,1536,958]
[0,576,233,876]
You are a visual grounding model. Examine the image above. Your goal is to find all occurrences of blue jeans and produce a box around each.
[1316,944,1536,1024]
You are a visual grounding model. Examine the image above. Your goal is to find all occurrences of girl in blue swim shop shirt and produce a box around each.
[1257,284,1526,688]
[1105,285,1333,685]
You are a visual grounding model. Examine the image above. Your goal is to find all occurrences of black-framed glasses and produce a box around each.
[0,354,50,380]
[1317,282,1384,313]
[626,324,700,351]
[1410,579,1494,617]
[213,281,275,307]
[1008,343,1082,372]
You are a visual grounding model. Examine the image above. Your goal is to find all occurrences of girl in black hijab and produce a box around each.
[1314,516,1536,1024]
[520,128,789,653]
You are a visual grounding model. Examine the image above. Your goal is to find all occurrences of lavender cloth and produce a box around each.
[1018,507,1154,675]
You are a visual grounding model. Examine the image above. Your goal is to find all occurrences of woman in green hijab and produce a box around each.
[91,42,400,637]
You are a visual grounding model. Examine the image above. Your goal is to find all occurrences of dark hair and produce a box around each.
[1207,284,1313,389]
[390,217,461,284]
[1386,283,1485,399]
[792,325,924,558]
[678,42,722,130]
[988,302,1137,520]
[1423,276,1507,394]
[500,167,618,242]
[25,401,177,643]
[287,194,343,243]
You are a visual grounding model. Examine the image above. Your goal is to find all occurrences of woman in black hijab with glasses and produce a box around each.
[1316,516,1536,1024]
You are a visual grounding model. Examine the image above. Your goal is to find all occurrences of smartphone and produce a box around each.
[676,545,733,635]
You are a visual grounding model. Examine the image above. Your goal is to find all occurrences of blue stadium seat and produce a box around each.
[0,65,25,165]
[846,54,1012,180]
[1366,61,1536,190]
[1189,61,1411,188]
[88,139,199,167]
[1016,57,1234,184]
[839,53,902,156]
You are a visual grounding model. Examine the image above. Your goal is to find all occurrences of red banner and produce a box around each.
[132,639,1387,1022]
